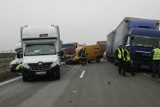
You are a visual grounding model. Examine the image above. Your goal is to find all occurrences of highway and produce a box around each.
[0,60,160,107]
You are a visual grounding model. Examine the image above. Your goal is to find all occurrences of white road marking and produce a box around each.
[80,70,85,78]
[72,91,78,93]
[141,73,152,78]
[0,76,22,87]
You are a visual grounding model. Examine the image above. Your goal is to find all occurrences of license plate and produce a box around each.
[36,71,46,75]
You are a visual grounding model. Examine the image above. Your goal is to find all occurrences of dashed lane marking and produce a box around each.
[141,73,152,78]
[80,70,85,78]
[0,76,22,87]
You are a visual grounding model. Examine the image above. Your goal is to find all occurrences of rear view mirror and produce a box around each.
[17,53,22,58]
[57,52,63,56]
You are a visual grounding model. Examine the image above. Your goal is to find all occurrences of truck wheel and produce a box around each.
[57,71,60,80]
[22,72,31,82]
[56,67,60,80]
[88,61,91,63]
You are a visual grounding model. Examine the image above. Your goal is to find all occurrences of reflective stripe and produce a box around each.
[118,48,124,59]
[153,48,160,60]
[124,49,130,61]
[16,64,22,72]
[126,50,131,61]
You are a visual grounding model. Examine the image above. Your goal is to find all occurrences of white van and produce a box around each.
[19,25,61,81]
[10,42,22,72]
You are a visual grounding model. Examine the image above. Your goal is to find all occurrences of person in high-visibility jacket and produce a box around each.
[115,44,124,74]
[151,45,160,78]
[16,64,23,73]
[80,49,88,66]
[123,45,135,76]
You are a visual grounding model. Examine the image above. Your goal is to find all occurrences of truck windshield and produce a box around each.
[131,35,160,48]
[24,44,56,56]
[62,45,74,50]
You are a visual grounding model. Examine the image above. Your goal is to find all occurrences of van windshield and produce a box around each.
[75,49,83,56]
[131,35,160,47]
[24,44,56,56]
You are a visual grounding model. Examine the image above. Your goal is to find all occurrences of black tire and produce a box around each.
[22,72,32,82]
[88,61,91,63]
[56,67,61,80]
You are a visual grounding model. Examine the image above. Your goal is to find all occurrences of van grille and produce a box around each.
[28,62,52,71]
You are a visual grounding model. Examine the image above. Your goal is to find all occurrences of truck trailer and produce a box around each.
[19,25,61,81]
[106,17,160,69]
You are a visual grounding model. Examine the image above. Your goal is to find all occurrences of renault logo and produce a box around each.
[38,61,43,67]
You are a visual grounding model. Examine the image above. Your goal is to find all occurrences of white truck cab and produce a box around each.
[20,25,61,81]
[10,42,22,72]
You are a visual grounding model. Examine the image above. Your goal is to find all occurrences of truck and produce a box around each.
[19,25,62,81]
[106,17,160,69]
[68,44,103,64]
[97,41,107,60]
[10,42,22,72]
[62,42,78,64]
[62,42,78,58]
[97,41,107,52]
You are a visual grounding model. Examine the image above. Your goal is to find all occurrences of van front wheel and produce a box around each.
[56,67,60,80]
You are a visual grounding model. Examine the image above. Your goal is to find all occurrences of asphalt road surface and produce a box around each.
[0,60,160,107]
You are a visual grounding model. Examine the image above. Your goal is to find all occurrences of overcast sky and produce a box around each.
[0,0,160,52]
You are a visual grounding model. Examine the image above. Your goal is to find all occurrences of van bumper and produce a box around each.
[22,65,60,77]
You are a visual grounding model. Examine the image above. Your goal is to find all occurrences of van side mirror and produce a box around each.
[17,53,22,58]
[57,52,63,56]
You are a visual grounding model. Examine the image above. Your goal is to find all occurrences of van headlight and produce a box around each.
[51,62,57,67]
[23,63,30,69]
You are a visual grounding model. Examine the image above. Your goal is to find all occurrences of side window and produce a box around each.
[78,49,82,56]
[123,36,128,46]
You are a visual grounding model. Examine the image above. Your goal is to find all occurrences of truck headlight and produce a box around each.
[23,63,30,69]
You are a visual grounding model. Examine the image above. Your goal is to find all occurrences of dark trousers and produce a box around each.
[123,61,134,75]
[152,61,160,77]
[81,57,87,66]
[118,58,123,73]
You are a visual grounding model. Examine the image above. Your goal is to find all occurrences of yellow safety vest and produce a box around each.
[153,48,160,60]
[124,49,131,61]
[118,48,124,59]
[16,64,22,72]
